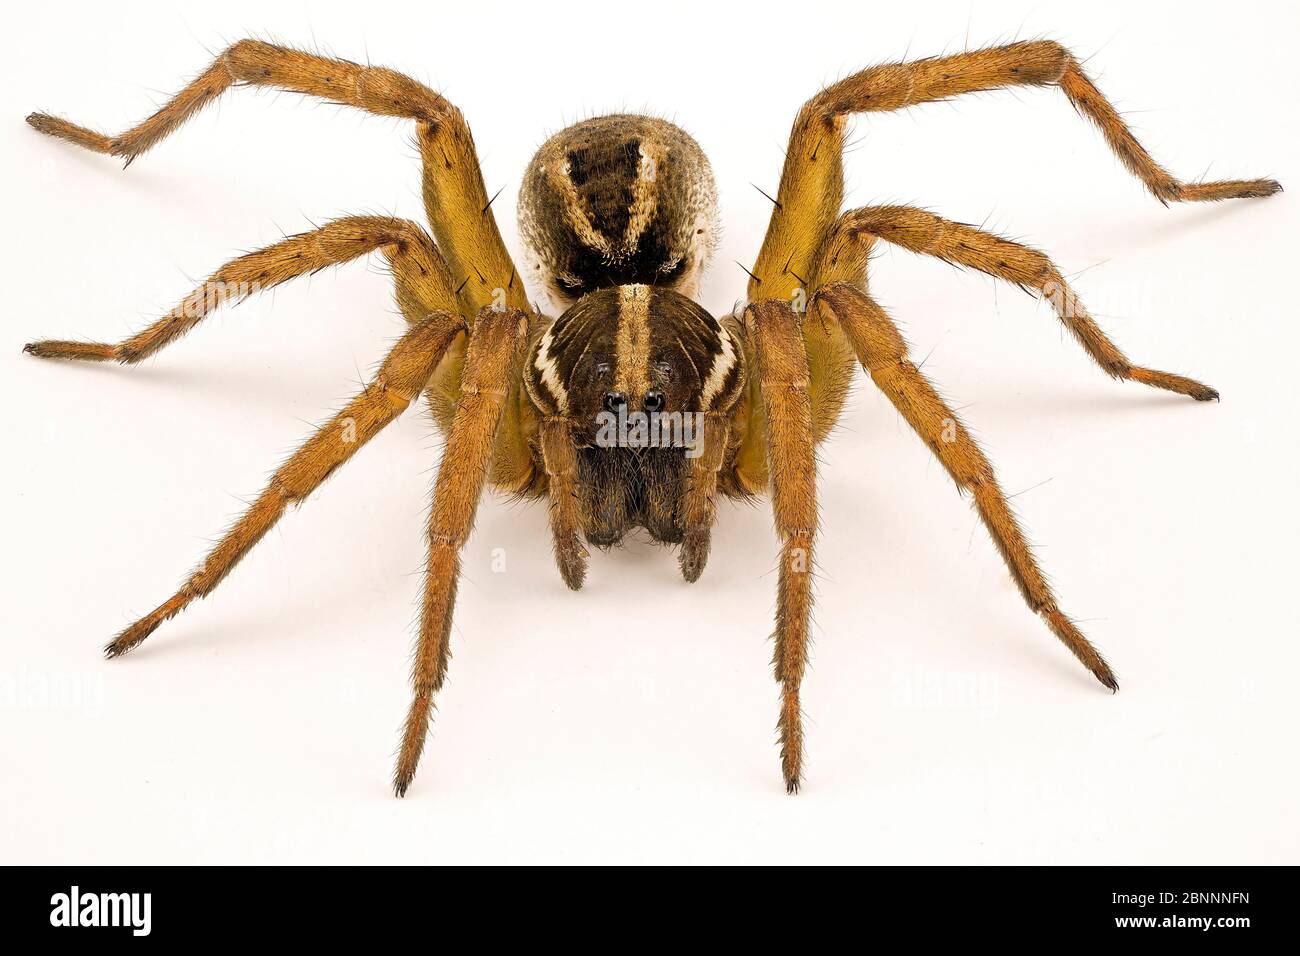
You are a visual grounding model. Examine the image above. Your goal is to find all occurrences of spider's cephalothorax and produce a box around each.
[524,283,744,547]
[23,38,1279,795]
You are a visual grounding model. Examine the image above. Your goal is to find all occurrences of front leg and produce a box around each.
[744,301,817,793]
[395,308,528,796]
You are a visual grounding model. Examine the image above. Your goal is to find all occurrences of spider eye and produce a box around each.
[595,361,613,377]
[652,360,674,380]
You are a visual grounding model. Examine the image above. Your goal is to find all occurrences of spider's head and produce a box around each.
[518,115,719,312]
[525,284,743,445]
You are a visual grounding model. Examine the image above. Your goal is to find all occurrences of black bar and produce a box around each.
[3,865,1289,943]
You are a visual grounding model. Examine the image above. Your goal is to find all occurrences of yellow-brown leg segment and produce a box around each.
[816,283,1117,691]
[825,205,1219,400]
[103,311,466,658]
[539,416,588,590]
[25,217,455,363]
[750,40,1280,302]
[745,302,817,793]
[394,309,528,797]
[678,413,729,583]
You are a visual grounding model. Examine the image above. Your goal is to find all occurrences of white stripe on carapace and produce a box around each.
[700,323,738,410]
[533,322,569,415]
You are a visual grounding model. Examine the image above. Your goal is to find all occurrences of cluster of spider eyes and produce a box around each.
[593,359,673,414]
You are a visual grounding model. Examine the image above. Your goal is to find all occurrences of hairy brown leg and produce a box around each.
[678,412,730,583]
[103,311,466,658]
[26,39,451,164]
[821,204,1218,400]
[27,38,537,486]
[816,283,1117,690]
[395,308,528,797]
[25,217,455,364]
[745,301,817,793]
[539,416,588,590]
[750,39,1280,303]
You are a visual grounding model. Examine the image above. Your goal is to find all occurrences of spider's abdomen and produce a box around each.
[518,115,718,309]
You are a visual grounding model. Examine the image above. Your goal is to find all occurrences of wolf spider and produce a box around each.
[24,39,1278,794]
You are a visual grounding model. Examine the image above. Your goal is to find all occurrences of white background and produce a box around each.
[2,0,1296,865]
